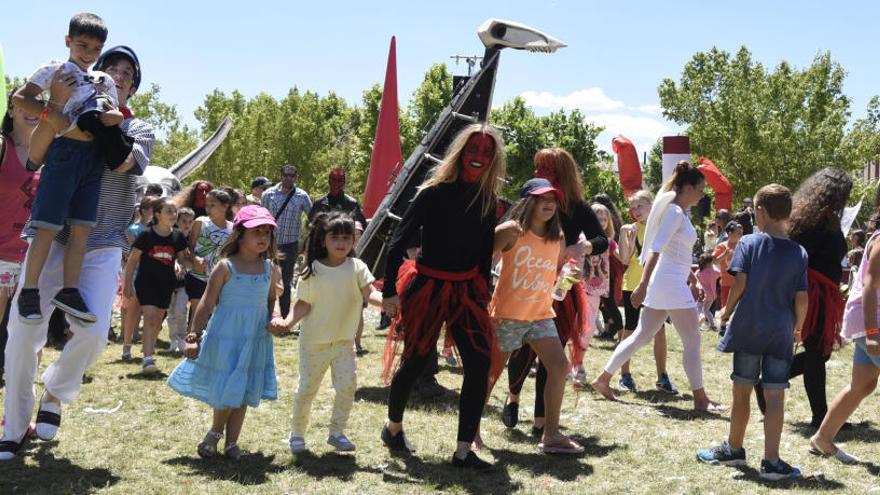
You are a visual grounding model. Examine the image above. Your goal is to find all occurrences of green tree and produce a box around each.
[658,47,854,206]
[128,83,199,166]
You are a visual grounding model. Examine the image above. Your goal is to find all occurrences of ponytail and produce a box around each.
[664,160,704,193]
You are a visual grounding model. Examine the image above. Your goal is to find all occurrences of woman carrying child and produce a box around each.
[168,205,281,459]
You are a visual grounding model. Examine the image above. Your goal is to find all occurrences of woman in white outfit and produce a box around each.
[591,161,722,411]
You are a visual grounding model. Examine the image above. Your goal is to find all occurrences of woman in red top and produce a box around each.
[0,88,41,372]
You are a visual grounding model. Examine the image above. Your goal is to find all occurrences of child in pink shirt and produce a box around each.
[696,253,721,331]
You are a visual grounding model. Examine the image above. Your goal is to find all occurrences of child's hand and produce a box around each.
[383,295,401,318]
[100,108,124,127]
[793,328,802,345]
[267,317,288,336]
[49,67,76,107]
[184,332,201,359]
[193,256,207,272]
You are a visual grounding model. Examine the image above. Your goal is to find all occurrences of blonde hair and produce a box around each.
[418,123,506,217]
[591,203,615,239]
[628,189,654,205]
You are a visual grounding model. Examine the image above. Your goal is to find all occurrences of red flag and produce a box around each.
[363,36,402,219]
[696,156,733,212]
[611,135,642,197]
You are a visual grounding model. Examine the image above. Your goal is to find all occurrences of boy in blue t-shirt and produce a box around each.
[696,184,809,481]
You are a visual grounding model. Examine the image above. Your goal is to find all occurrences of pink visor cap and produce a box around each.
[233,205,277,229]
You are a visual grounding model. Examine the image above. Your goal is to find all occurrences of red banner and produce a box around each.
[696,156,733,212]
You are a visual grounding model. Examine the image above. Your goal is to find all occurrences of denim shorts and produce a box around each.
[29,137,102,231]
[496,318,558,353]
[731,351,791,389]
[853,337,880,368]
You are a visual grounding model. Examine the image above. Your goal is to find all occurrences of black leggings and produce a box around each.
[789,334,830,423]
[600,296,623,334]
[387,320,491,443]
[507,336,566,419]
[622,290,641,331]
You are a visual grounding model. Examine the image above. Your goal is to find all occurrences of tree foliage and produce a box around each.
[658,47,857,206]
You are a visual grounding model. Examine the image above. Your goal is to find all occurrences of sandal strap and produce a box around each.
[35,411,61,427]
[206,430,223,440]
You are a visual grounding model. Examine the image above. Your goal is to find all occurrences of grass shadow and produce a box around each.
[790,420,880,442]
[0,442,121,494]
[124,371,169,381]
[290,450,383,480]
[356,385,504,416]
[379,452,521,495]
[632,389,690,404]
[163,451,282,485]
[652,403,728,422]
[730,464,846,489]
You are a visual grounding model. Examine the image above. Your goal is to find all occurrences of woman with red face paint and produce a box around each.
[502,148,608,435]
[175,180,214,219]
[380,123,505,470]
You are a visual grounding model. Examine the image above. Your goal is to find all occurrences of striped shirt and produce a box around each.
[38,118,155,252]
[261,184,312,245]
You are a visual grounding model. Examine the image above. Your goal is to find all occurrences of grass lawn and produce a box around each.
[1,309,879,494]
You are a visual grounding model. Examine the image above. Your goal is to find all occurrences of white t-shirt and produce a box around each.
[28,60,118,122]
[295,257,374,344]
[644,204,698,309]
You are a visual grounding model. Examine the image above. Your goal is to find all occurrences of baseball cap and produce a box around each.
[251,176,272,189]
[233,205,277,229]
[724,220,743,233]
[519,178,562,201]
[95,45,142,90]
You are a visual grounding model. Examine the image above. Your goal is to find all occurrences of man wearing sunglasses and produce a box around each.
[261,164,312,317]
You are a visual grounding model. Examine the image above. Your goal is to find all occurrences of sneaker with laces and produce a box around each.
[381,426,415,453]
[696,441,747,466]
[760,458,803,481]
[17,289,43,324]
[327,433,356,452]
[142,356,159,374]
[618,373,637,392]
[656,373,679,394]
[52,289,97,323]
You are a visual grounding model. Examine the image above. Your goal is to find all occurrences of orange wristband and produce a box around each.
[39,107,50,120]
[866,328,879,336]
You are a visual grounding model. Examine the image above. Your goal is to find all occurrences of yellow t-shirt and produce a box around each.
[295,257,374,344]
[622,222,647,292]
[491,231,562,321]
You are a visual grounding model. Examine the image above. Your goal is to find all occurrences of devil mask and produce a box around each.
[460,133,495,183]
[194,182,211,208]
[534,159,560,189]
[329,169,346,196]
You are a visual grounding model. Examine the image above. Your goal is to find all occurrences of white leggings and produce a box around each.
[603,306,704,390]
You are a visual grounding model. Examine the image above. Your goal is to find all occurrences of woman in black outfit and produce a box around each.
[380,123,505,469]
[503,148,608,434]
[756,168,851,427]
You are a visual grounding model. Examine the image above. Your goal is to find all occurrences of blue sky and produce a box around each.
[3,1,878,155]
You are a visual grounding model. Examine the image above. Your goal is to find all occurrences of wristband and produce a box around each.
[866,328,879,336]
[39,107,50,121]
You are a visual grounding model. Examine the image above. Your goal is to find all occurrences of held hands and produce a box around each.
[690,283,705,302]
[793,328,802,345]
[100,108,124,127]
[383,295,401,318]
[267,317,289,336]
[184,332,201,359]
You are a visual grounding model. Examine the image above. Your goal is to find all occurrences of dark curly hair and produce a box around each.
[789,167,852,239]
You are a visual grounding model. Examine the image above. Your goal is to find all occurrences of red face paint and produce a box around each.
[194,183,210,208]
[534,161,560,189]
[460,133,495,183]
[329,169,346,196]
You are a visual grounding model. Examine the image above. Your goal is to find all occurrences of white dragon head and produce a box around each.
[477,19,567,53]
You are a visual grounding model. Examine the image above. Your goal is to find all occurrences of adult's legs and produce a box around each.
[596,307,669,383]
[63,226,91,289]
[449,319,491,452]
[789,336,830,424]
[813,364,880,452]
[278,243,298,317]
[2,242,64,444]
[387,343,436,433]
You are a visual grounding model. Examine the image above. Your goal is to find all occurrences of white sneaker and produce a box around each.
[289,434,306,453]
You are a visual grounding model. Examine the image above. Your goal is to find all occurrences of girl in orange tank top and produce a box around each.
[488,178,583,455]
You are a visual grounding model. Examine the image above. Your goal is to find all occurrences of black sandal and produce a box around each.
[35,397,62,441]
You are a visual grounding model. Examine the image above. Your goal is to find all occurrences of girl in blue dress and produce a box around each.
[168,205,284,460]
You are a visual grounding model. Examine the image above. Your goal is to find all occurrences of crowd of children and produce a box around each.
[1,13,879,484]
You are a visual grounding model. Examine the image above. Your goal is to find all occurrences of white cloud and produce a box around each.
[586,113,672,142]
[520,87,625,112]
[633,104,663,115]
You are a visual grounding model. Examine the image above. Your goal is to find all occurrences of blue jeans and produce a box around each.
[731,351,791,389]
[30,138,102,231]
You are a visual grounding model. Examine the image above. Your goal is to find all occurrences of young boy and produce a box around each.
[14,13,133,324]
[167,207,195,353]
[696,184,809,481]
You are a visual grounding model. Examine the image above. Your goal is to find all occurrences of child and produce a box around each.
[272,212,381,454]
[713,220,744,311]
[15,13,133,324]
[186,189,233,320]
[570,204,621,384]
[126,195,155,245]
[123,198,190,373]
[697,184,808,481]
[695,253,721,331]
[168,205,282,460]
[492,178,583,454]
[120,195,156,358]
[168,207,195,353]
